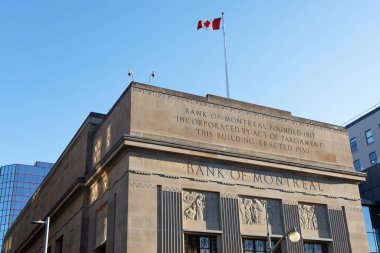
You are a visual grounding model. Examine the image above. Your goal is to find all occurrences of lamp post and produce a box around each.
[265,204,272,249]
[32,217,50,253]
[265,204,301,252]
[268,227,301,252]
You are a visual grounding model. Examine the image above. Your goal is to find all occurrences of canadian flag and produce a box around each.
[197,17,221,30]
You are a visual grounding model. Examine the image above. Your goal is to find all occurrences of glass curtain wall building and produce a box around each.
[0,161,53,251]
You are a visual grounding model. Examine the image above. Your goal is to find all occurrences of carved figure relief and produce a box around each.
[239,198,269,225]
[183,191,206,221]
[299,204,318,230]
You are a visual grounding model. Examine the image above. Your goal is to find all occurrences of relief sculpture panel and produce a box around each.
[183,191,205,221]
[239,198,268,225]
[298,203,330,239]
[299,204,318,230]
[182,190,220,231]
[239,197,283,236]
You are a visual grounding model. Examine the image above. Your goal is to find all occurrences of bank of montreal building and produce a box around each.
[3,83,369,253]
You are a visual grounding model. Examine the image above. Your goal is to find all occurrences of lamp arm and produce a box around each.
[269,226,300,252]
[268,231,289,252]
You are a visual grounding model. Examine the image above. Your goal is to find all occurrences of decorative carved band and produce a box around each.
[249,185,267,190]
[282,199,298,205]
[128,169,152,176]
[220,192,238,198]
[220,181,235,186]
[162,174,180,179]
[162,186,181,192]
[191,178,209,183]
[281,189,295,193]
[344,206,362,213]
[327,205,342,210]
[325,195,339,199]
[129,182,156,189]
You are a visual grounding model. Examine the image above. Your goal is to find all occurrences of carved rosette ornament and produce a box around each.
[183,191,206,221]
[299,204,318,230]
[239,198,270,225]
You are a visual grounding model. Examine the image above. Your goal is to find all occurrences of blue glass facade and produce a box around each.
[363,206,380,252]
[0,161,53,251]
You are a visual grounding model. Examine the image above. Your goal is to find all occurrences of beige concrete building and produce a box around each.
[3,83,369,253]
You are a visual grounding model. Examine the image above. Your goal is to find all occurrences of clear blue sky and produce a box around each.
[1,0,379,166]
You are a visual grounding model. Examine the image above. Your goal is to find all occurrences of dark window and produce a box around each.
[47,246,52,253]
[354,159,361,171]
[242,238,280,253]
[370,152,378,165]
[185,234,217,253]
[304,242,328,253]
[366,129,374,145]
[94,243,106,253]
[350,138,358,153]
[55,236,63,253]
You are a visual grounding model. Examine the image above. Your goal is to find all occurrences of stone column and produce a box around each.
[220,194,241,253]
[282,201,305,253]
[106,193,117,253]
[161,187,183,253]
[327,206,351,253]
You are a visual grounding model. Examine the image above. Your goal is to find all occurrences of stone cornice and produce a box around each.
[120,135,365,183]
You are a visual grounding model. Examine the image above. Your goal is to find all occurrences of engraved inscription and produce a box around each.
[183,191,205,221]
[132,87,354,168]
[177,107,323,156]
[187,163,325,193]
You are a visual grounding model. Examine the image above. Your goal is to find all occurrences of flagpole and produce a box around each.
[221,12,230,99]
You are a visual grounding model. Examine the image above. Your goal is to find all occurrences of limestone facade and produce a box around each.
[3,83,368,253]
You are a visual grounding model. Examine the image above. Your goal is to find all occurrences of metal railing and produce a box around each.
[343,103,380,127]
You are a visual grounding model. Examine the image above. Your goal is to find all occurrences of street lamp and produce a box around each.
[265,205,301,252]
[268,227,301,252]
[32,217,50,253]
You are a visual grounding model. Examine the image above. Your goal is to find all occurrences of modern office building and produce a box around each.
[3,83,369,253]
[346,105,380,172]
[0,161,53,251]
[346,104,380,252]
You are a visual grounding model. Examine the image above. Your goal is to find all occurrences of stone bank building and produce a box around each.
[3,83,369,253]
